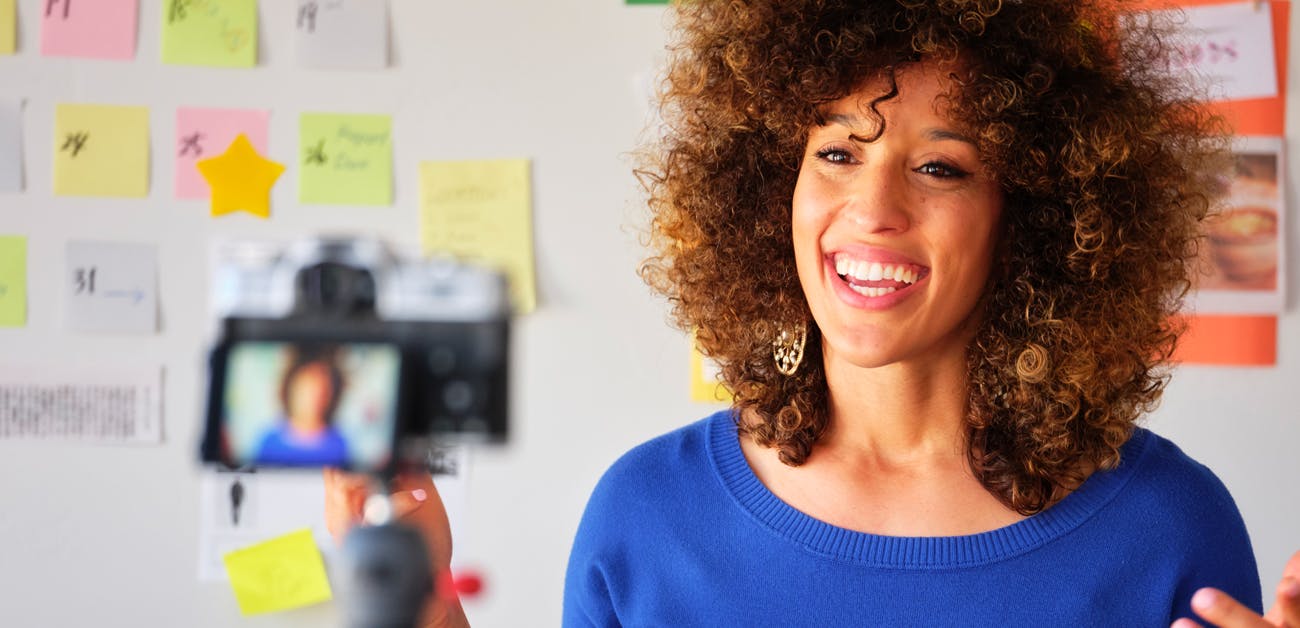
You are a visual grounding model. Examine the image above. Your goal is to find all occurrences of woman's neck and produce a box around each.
[816,344,971,469]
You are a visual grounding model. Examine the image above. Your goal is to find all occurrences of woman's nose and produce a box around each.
[842,162,911,235]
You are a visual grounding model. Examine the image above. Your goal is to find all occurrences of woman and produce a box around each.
[327,0,1300,625]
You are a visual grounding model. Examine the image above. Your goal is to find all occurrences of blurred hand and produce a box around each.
[323,468,469,628]
[1171,550,1300,628]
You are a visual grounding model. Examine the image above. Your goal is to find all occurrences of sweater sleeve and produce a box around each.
[1166,460,1262,623]
[562,461,625,628]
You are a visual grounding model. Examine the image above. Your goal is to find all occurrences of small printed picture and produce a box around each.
[1191,136,1286,314]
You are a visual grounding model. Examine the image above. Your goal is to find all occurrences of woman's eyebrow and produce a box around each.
[924,128,977,146]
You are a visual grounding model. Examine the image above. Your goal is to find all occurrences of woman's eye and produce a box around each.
[915,161,970,178]
[814,148,855,165]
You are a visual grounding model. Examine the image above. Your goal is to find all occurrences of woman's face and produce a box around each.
[287,362,335,429]
[792,62,1003,372]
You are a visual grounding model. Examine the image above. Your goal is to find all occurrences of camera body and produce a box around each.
[200,237,509,473]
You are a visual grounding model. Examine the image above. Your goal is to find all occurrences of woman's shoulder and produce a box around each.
[589,409,732,499]
[1120,427,1244,517]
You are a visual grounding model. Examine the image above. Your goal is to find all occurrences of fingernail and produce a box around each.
[411,488,427,502]
[1192,588,1218,611]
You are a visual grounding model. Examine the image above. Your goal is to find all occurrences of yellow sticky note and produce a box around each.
[690,334,732,403]
[161,0,257,67]
[53,104,149,198]
[0,0,15,55]
[222,528,333,616]
[299,113,392,206]
[420,159,536,313]
[0,235,26,327]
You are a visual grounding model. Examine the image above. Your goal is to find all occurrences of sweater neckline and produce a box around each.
[706,410,1152,568]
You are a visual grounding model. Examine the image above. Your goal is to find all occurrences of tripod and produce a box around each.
[336,487,435,628]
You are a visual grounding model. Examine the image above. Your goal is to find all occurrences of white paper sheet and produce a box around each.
[0,99,22,193]
[1145,1,1278,102]
[294,0,388,70]
[0,365,162,443]
[65,240,158,334]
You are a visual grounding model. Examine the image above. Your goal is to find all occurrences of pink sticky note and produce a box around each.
[175,108,270,199]
[40,0,138,60]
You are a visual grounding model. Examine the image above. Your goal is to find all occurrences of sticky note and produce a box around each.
[53,104,149,198]
[161,0,257,68]
[176,108,269,198]
[222,528,333,615]
[197,134,284,218]
[65,240,158,334]
[40,0,137,60]
[295,0,388,70]
[299,113,392,205]
[690,339,732,403]
[1,0,15,55]
[0,235,26,327]
[419,159,536,313]
[0,100,21,193]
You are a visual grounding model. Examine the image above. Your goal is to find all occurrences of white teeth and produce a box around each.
[833,254,922,285]
[848,284,899,298]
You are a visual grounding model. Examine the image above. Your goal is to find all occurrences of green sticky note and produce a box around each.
[222,528,333,615]
[299,113,392,206]
[53,104,150,198]
[0,235,26,327]
[0,0,15,55]
[161,0,257,67]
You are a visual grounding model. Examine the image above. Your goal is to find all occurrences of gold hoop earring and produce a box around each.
[772,322,807,376]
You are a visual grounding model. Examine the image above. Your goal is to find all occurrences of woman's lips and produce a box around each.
[825,250,929,309]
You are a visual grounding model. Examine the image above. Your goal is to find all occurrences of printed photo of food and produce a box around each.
[1199,150,1281,292]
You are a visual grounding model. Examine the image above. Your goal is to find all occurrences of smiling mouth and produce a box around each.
[832,253,929,298]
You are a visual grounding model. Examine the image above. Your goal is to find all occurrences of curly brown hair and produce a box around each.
[638,0,1228,515]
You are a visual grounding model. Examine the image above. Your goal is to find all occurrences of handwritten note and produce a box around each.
[1,0,15,55]
[0,235,25,327]
[298,113,392,205]
[40,0,138,60]
[176,108,269,198]
[0,100,21,193]
[222,528,333,615]
[65,241,157,334]
[161,0,257,67]
[0,364,162,443]
[53,104,149,198]
[419,159,536,313]
[1144,1,1278,101]
[295,0,388,70]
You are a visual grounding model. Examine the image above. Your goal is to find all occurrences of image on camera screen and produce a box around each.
[221,341,401,470]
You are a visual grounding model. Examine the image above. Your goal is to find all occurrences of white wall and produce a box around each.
[0,1,1294,627]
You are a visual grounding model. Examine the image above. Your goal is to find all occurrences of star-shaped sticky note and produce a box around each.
[196,133,284,218]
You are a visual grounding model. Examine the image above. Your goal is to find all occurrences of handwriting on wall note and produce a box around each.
[40,0,137,60]
[294,0,387,70]
[298,113,392,205]
[64,240,158,334]
[162,0,257,67]
[53,103,149,198]
[175,107,270,198]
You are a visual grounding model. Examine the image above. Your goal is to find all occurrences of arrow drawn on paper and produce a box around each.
[104,289,145,304]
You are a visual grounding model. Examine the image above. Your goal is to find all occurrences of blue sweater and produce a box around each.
[563,410,1261,626]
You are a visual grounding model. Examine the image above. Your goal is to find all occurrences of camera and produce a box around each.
[199,237,510,474]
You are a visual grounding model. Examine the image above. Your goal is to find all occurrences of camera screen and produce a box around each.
[220,341,401,470]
